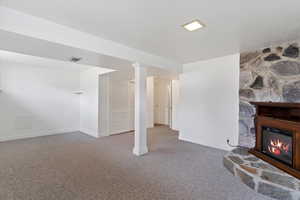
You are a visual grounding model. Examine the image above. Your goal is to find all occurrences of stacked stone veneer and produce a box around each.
[239,41,300,147]
[224,148,300,200]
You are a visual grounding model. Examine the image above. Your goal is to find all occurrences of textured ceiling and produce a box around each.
[1,0,300,63]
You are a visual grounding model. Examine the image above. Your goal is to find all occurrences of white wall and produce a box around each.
[108,70,154,135]
[0,61,82,141]
[147,77,154,128]
[171,80,180,131]
[98,73,110,137]
[79,67,112,137]
[178,54,240,151]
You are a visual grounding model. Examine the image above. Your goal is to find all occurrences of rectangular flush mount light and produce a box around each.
[182,20,204,31]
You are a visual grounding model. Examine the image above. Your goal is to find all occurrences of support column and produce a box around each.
[132,62,148,156]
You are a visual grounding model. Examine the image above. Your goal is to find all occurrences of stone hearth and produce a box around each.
[223,148,300,200]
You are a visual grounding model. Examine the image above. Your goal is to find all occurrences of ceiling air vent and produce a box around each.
[70,57,82,63]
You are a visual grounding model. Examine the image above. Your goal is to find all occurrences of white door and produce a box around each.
[154,79,170,126]
[128,81,135,131]
[110,80,132,135]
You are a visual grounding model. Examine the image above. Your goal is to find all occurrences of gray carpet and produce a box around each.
[0,126,272,200]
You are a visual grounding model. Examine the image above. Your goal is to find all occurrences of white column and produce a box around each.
[133,62,148,156]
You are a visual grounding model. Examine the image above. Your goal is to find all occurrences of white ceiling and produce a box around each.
[1,0,300,63]
[0,30,179,78]
[0,30,133,71]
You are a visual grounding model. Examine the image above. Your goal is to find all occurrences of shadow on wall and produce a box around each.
[239,41,300,147]
[0,64,80,141]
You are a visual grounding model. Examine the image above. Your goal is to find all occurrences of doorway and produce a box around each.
[154,78,172,127]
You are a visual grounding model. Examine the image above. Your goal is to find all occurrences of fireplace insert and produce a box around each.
[261,126,293,166]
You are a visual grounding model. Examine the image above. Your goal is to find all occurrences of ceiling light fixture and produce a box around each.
[182,20,205,31]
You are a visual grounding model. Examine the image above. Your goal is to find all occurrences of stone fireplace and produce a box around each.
[249,102,300,179]
[239,41,300,148]
[224,102,300,200]
[233,40,300,200]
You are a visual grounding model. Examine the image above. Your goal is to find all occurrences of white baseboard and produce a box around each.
[79,128,99,138]
[110,128,133,135]
[0,128,79,142]
[179,135,232,151]
[178,135,196,144]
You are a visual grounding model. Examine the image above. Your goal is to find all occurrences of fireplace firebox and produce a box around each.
[249,102,300,179]
[262,126,293,166]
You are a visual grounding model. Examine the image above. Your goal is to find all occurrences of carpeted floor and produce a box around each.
[0,126,272,200]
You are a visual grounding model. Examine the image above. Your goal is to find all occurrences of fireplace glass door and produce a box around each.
[262,126,293,166]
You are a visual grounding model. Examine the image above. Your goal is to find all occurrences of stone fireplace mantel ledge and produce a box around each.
[223,148,300,200]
